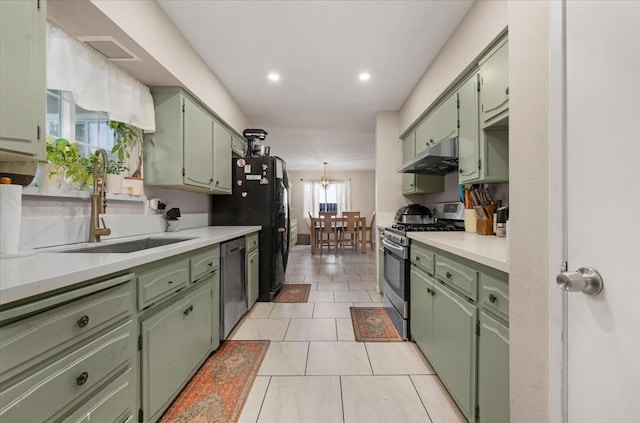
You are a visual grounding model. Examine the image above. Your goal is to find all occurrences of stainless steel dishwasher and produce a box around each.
[220,236,247,340]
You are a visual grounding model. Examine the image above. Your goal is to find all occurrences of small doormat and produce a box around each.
[159,340,270,423]
[350,307,402,342]
[273,283,311,303]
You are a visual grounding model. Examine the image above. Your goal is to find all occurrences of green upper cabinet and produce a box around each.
[401,131,444,195]
[479,37,509,128]
[428,94,458,147]
[414,119,430,155]
[212,120,232,194]
[145,87,235,194]
[183,97,214,190]
[231,134,247,157]
[457,75,480,183]
[0,0,46,160]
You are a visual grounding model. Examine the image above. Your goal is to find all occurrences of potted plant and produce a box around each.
[109,121,145,195]
[105,158,127,194]
[34,137,74,188]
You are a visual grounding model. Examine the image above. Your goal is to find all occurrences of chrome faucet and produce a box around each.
[89,149,111,242]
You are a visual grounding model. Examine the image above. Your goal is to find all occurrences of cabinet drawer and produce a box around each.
[435,254,478,300]
[0,321,133,423]
[246,232,259,252]
[0,281,131,379]
[63,368,134,423]
[138,259,189,309]
[411,242,435,275]
[479,272,509,321]
[190,245,219,282]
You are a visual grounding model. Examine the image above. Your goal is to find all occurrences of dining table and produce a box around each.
[309,216,367,254]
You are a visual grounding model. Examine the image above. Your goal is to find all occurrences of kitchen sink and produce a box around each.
[58,237,196,254]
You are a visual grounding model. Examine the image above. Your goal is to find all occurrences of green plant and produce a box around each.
[44,137,93,189]
[109,121,144,177]
[106,158,128,175]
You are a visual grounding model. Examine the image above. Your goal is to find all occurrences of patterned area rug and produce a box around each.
[273,283,311,302]
[159,340,270,423]
[350,307,402,342]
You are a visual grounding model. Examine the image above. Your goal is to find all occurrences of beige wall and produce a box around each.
[374,112,406,224]
[288,170,375,236]
[398,1,508,133]
[508,1,551,421]
[91,0,254,135]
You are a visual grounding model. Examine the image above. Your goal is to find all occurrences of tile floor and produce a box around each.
[234,244,466,423]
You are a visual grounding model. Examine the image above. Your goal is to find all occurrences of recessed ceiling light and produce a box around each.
[359,73,371,81]
[268,73,280,81]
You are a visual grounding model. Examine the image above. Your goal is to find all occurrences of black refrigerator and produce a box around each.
[210,156,289,301]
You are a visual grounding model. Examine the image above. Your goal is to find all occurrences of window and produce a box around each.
[46,89,115,156]
[303,180,352,219]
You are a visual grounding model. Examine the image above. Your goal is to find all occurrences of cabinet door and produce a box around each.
[478,311,509,423]
[183,97,213,189]
[0,0,45,159]
[141,284,212,422]
[479,39,509,127]
[402,133,417,194]
[409,266,434,358]
[414,119,430,155]
[212,120,232,193]
[246,249,259,308]
[211,267,220,352]
[428,94,458,146]
[458,75,480,183]
[431,282,478,421]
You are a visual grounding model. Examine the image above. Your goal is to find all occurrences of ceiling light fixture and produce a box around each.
[268,73,280,81]
[358,72,371,81]
[320,162,331,190]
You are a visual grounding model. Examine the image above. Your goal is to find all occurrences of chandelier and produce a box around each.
[320,162,330,190]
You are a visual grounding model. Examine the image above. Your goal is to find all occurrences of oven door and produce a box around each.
[382,238,410,301]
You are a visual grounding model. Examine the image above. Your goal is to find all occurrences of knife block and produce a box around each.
[476,205,496,235]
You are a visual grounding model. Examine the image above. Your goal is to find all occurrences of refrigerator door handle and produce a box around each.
[277,227,286,232]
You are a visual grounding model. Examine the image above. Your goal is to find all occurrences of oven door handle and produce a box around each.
[382,238,407,255]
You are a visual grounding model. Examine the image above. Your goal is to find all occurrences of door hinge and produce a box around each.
[457,119,460,129]
[138,408,143,422]
[457,97,460,108]
[37,0,41,10]
[475,404,480,420]
[182,168,186,176]
[137,335,142,351]
[478,158,482,170]
[37,125,41,140]
[182,103,185,113]
[476,320,480,336]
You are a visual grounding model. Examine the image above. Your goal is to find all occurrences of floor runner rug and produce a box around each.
[159,340,270,423]
[350,307,403,342]
[273,283,311,302]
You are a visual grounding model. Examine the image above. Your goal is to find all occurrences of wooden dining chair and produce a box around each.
[308,211,320,249]
[318,213,338,255]
[342,211,361,219]
[365,211,376,251]
[339,213,359,254]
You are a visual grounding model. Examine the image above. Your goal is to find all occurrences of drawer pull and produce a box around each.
[76,371,89,386]
[208,261,213,267]
[446,272,452,279]
[489,293,497,303]
[168,280,174,284]
[183,305,194,316]
[77,315,90,328]
[416,256,420,261]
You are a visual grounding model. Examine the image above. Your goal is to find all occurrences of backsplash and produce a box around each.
[408,173,509,210]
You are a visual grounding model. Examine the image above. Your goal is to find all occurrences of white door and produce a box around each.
[561,2,640,422]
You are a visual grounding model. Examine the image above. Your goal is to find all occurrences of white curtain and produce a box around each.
[46,23,156,131]
[302,179,352,229]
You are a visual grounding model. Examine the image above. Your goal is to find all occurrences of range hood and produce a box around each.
[397,137,459,175]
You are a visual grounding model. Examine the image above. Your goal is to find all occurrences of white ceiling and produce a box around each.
[156,0,474,171]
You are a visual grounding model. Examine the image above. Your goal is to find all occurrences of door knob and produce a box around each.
[556,267,603,295]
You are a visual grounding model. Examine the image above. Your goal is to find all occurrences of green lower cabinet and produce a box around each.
[247,248,259,308]
[409,266,434,358]
[211,267,221,352]
[478,311,510,423]
[141,283,212,422]
[431,282,478,421]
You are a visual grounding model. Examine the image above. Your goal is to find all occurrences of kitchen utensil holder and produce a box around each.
[476,205,496,235]
[464,209,477,233]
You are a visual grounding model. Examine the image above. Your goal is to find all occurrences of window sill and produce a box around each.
[22,186,147,202]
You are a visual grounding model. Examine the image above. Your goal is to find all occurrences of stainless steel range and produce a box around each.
[382,202,465,339]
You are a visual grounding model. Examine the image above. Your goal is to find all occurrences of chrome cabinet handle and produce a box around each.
[556,267,604,296]
[76,371,89,386]
[446,272,452,279]
[183,305,194,316]
[77,315,90,328]
[489,293,497,303]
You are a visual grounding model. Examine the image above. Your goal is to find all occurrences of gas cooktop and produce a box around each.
[390,222,464,233]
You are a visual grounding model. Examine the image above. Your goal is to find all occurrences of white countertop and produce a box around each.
[0,226,260,306]
[407,232,508,273]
